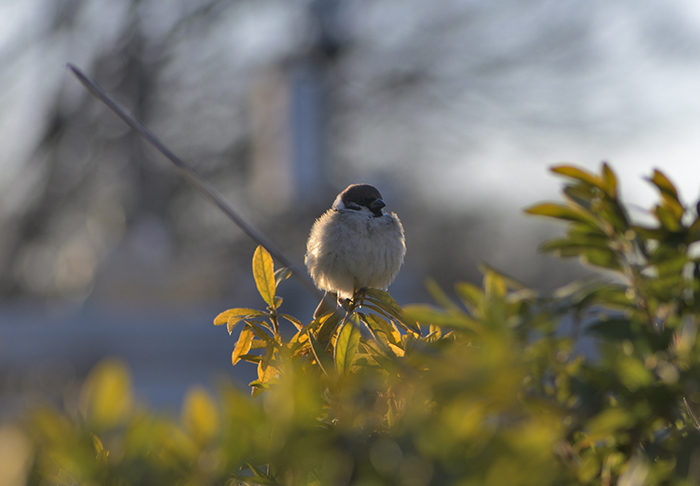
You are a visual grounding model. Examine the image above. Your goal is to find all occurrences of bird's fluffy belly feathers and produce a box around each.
[305,209,405,299]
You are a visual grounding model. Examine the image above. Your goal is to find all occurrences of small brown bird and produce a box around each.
[305,184,406,318]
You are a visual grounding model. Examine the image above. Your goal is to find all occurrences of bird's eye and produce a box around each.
[346,202,361,211]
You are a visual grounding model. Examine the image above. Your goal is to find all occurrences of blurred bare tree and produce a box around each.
[2,0,699,307]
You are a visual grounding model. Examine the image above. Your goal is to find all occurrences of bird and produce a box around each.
[305,183,406,318]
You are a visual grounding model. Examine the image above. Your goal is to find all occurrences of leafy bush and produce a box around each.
[6,164,700,485]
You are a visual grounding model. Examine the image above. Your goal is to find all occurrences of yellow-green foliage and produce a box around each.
[9,164,700,485]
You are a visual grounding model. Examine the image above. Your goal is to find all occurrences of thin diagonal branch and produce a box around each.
[66,63,322,300]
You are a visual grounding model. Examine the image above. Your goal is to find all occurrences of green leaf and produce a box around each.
[551,165,605,189]
[308,333,334,376]
[92,433,106,455]
[580,248,622,271]
[403,304,483,334]
[454,281,483,315]
[586,408,636,441]
[653,204,682,232]
[587,318,638,341]
[360,313,401,346]
[335,318,362,374]
[524,203,595,225]
[232,325,255,365]
[687,217,700,243]
[364,289,404,320]
[253,245,276,308]
[274,267,292,287]
[316,311,342,348]
[280,313,305,331]
[563,186,596,210]
[424,278,459,312]
[249,322,273,342]
[257,344,278,384]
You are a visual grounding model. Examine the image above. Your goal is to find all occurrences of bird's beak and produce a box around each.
[369,198,385,216]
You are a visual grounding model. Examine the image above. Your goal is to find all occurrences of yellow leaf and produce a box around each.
[232,325,255,365]
[79,358,133,429]
[257,344,279,383]
[182,386,219,444]
[387,342,405,357]
[213,308,267,334]
[253,246,276,308]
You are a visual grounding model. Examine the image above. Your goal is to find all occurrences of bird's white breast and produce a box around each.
[305,209,406,299]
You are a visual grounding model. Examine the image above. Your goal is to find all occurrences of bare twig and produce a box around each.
[66,63,322,301]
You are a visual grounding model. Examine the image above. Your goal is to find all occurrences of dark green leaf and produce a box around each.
[654,204,683,232]
[308,333,334,377]
[580,248,622,271]
[316,311,341,348]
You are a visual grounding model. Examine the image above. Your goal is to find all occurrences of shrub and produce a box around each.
[8,164,700,485]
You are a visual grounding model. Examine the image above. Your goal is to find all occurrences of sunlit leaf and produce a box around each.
[602,162,618,199]
[387,342,405,357]
[280,313,305,331]
[551,165,605,189]
[483,271,507,299]
[182,386,219,444]
[616,356,653,391]
[232,325,255,365]
[335,318,362,374]
[364,288,404,320]
[361,313,402,346]
[214,308,268,335]
[257,344,278,384]
[79,358,133,429]
[92,433,106,455]
[253,245,277,308]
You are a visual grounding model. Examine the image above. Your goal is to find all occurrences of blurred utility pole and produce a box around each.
[291,0,345,205]
[249,0,345,211]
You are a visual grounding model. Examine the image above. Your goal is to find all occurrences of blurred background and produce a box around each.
[2,0,700,411]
